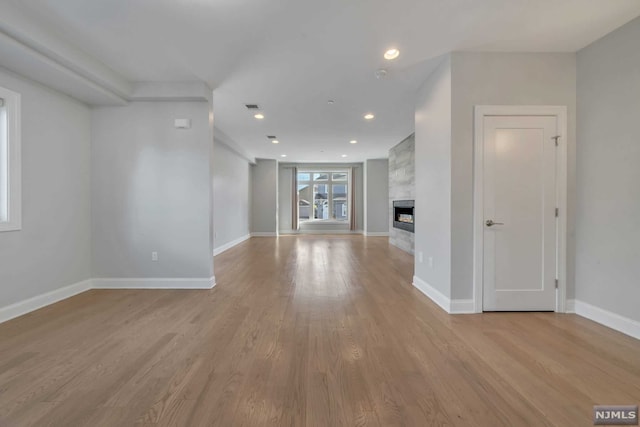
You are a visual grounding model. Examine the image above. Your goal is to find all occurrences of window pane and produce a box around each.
[0,87,21,232]
[298,184,311,221]
[332,184,347,196]
[313,184,328,219]
[0,104,7,222]
[332,184,348,221]
[298,171,350,222]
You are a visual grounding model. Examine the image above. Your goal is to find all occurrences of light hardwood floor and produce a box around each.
[1,235,639,426]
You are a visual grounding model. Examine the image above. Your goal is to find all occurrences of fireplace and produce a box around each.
[393,200,414,233]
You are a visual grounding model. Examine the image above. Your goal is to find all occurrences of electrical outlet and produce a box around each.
[151,251,158,262]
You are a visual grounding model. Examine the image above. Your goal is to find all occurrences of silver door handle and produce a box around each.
[485,219,504,227]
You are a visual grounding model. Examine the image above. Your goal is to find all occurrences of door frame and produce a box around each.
[472,105,568,313]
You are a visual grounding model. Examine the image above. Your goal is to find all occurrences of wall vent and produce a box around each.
[245,104,260,110]
[267,135,277,139]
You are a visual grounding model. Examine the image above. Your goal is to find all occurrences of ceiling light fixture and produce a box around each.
[364,113,375,120]
[350,140,358,144]
[341,154,348,158]
[328,100,335,105]
[272,140,279,144]
[384,48,400,60]
[375,69,388,79]
[281,154,287,157]
[254,113,265,119]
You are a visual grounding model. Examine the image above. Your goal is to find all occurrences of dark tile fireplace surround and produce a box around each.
[393,200,414,233]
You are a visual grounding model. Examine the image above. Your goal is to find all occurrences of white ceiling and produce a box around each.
[8,0,640,162]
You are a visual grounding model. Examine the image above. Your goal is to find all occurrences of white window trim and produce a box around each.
[298,169,350,223]
[0,86,22,232]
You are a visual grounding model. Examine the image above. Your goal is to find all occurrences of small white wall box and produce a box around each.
[174,119,191,129]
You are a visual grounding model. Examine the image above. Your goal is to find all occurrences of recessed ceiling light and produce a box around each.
[254,113,265,119]
[384,48,400,60]
[272,140,279,144]
[350,140,358,144]
[341,154,348,158]
[281,154,287,157]
[364,113,375,120]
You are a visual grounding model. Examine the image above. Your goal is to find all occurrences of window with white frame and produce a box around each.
[297,170,349,222]
[0,86,21,232]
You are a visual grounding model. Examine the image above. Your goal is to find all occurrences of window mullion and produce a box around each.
[328,177,333,220]
[0,86,21,232]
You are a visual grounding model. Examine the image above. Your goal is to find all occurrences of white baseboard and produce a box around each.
[0,275,217,325]
[250,232,278,237]
[570,299,640,340]
[412,275,475,314]
[283,229,364,235]
[214,234,250,256]
[565,299,576,313]
[413,275,449,312]
[0,279,92,324]
[450,298,476,314]
[93,276,216,290]
[364,232,389,237]
[389,241,414,255]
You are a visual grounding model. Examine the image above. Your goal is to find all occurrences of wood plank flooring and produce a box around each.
[1,235,639,426]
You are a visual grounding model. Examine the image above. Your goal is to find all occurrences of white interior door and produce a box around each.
[482,115,558,311]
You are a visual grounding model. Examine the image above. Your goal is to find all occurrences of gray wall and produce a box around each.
[388,135,415,252]
[0,68,92,307]
[91,101,214,279]
[450,52,577,300]
[251,159,278,234]
[213,139,250,249]
[576,17,640,322]
[278,166,293,232]
[364,159,389,234]
[414,56,453,297]
[414,52,577,302]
